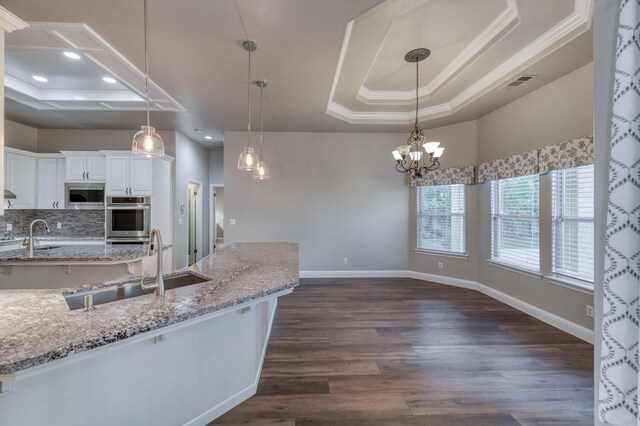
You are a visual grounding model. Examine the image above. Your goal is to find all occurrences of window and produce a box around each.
[491,175,540,272]
[551,165,594,283]
[417,184,465,254]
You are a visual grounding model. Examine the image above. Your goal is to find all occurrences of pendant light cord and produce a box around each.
[247,48,252,147]
[259,83,264,161]
[414,59,419,130]
[144,0,150,128]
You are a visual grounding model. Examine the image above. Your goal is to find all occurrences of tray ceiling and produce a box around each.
[327,0,592,124]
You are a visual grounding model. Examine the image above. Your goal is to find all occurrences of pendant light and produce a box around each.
[253,80,270,180]
[132,0,165,157]
[392,48,444,178]
[237,40,258,170]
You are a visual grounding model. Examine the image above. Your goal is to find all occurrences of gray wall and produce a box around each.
[594,0,618,421]
[5,120,37,151]
[408,120,479,281]
[209,149,224,185]
[223,131,409,271]
[476,63,594,330]
[174,131,209,269]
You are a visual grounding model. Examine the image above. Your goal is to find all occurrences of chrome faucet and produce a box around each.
[28,219,50,254]
[141,228,164,296]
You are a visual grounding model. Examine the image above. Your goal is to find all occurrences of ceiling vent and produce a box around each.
[505,75,537,89]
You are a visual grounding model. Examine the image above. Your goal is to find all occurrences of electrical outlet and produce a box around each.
[57,222,62,229]
[178,218,183,225]
[438,262,444,270]
[229,219,236,225]
[343,257,348,265]
[6,224,12,231]
[586,305,594,318]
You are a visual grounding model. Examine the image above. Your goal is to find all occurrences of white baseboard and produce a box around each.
[300,270,412,279]
[299,269,594,344]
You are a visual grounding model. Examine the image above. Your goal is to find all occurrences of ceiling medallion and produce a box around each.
[392,48,444,178]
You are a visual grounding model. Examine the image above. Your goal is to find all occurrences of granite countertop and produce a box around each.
[0,242,299,374]
[0,243,172,264]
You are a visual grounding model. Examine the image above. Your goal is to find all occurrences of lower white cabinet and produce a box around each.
[105,155,153,196]
[37,158,65,209]
[5,150,37,210]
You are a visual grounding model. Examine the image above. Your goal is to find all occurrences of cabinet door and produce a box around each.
[37,159,59,209]
[86,156,105,181]
[6,152,37,209]
[66,156,87,181]
[105,156,130,196]
[129,157,153,196]
[56,159,66,208]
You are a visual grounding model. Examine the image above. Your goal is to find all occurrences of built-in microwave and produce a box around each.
[65,183,105,210]
[106,197,151,240]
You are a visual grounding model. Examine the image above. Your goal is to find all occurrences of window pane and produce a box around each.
[417,184,465,254]
[552,165,594,283]
[491,175,540,271]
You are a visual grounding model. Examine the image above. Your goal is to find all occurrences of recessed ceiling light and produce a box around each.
[32,75,48,83]
[205,136,213,140]
[102,76,117,84]
[63,51,81,60]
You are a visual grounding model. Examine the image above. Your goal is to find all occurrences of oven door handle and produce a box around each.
[106,205,151,210]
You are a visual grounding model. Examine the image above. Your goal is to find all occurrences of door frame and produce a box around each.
[187,179,203,265]
[209,184,224,255]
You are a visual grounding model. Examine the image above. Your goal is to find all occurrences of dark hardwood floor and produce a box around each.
[212,278,594,425]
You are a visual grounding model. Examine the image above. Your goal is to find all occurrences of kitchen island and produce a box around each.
[0,240,173,288]
[0,242,299,426]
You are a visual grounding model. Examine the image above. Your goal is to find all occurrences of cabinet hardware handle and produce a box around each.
[82,172,86,179]
[7,200,11,208]
[87,172,89,180]
[53,201,55,208]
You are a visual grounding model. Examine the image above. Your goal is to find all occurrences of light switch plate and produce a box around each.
[178,218,183,225]
[229,219,236,225]
[6,224,12,231]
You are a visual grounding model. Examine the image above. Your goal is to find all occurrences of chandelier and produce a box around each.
[392,48,444,178]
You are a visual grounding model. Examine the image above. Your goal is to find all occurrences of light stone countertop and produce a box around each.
[0,242,299,374]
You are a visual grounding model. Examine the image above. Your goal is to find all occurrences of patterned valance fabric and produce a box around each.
[539,135,594,174]
[410,165,476,187]
[477,149,539,183]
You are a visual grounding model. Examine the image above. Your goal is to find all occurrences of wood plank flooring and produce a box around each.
[211,278,594,425]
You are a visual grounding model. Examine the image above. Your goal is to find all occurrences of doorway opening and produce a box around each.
[187,180,203,266]
[210,185,224,254]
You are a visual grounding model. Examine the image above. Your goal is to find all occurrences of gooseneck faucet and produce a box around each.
[28,219,50,255]
[141,228,164,296]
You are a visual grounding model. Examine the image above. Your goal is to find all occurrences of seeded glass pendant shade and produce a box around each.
[132,0,164,157]
[238,146,257,170]
[253,79,270,180]
[253,160,270,179]
[132,125,164,157]
[238,40,258,171]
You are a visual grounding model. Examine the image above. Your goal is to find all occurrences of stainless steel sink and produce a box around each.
[64,272,208,311]
[33,245,63,251]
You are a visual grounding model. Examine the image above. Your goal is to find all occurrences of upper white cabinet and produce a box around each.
[105,154,153,196]
[5,149,37,210]
[37,157,65,209]
[61,152,105,182]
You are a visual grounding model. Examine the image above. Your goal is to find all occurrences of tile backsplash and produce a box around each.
[1,210,105,238]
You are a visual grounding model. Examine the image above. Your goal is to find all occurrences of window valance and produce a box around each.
[477,149,539,183]
[410,165,476,187]
[538,135,594,174]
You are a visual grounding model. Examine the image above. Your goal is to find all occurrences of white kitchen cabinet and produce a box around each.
[37,157,65,209]
[5,149,37,210]
[105,155,153,196]
[61,152,105,182]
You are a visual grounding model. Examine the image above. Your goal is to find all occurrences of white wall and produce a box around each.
[223,132,409,271]
[209,149,223,185]
[174,131,210,269]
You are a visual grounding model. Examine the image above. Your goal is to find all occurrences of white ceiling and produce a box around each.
[0,0,593,149]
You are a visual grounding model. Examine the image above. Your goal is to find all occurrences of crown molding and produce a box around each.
[0,6,28,33]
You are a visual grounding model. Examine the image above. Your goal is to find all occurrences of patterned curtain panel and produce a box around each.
[539,135,595,174]
[476,149,539,183]
[599,0,640,424]
[409,165,476,187]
